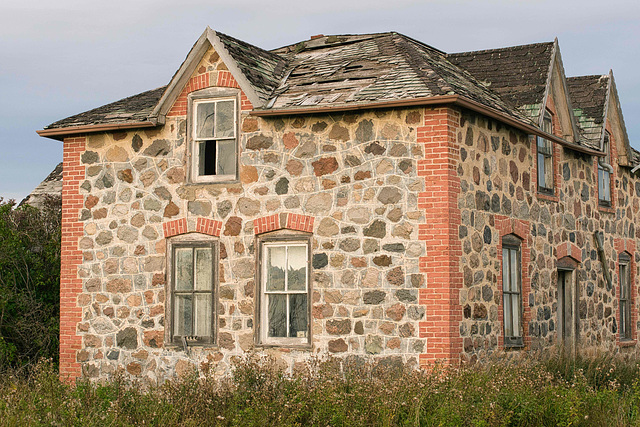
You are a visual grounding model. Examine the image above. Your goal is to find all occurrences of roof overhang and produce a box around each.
[36,121,158,141]
[251,94,604,157]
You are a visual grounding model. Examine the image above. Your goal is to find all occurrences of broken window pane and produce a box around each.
[198,140,216,176]
[175,248,193,291]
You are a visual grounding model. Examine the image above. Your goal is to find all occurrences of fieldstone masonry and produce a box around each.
[57,42,640,382]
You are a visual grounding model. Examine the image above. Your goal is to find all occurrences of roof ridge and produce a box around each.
[567,74,609,80]
[448,40,555,56]
[216,30,286,63]
[270,32,392,53]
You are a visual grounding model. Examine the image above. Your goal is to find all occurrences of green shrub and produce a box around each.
[0,197,61,371]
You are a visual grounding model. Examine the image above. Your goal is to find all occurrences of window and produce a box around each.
[619,252,632,340]
[537,112,554,193]
[502,235,523,347]
[598,131,612,205]
[259,237,311,346]
[191,96,238,182]
[168,240,218,345]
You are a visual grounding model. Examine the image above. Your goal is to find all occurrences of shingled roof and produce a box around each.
[45,86,166,130]
[565,75,610,150]
[447,41,555,123]
[215,31,288,105]
[266,33,528,122]
[40,30,628,158]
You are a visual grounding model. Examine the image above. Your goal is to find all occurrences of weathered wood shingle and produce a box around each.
[448,42,555,123]
[566,75,609,150]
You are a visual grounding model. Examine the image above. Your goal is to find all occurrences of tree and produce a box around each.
[0,196,61,370]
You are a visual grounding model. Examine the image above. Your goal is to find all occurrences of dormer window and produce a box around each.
[537,112,554,194]
[190,95,238,183]
[598,131,612,205]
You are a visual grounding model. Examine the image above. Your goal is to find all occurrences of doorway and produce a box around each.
[557,268,577,355]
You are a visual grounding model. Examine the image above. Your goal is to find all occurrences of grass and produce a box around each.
[2,352,640,426]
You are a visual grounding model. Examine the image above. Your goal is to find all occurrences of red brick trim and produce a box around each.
[163,217,223,238]
[195,218,223,237]
[416,107,463,366]
[240,93,253,111]
[614,238,637,346]
[286,213,314,233]
[556,242,582,263]
[60,136,86,382]
[167,73,211,117]
[253,213,315,235]
[495,215,532,349]
[217,71,240,89]
[163,218,187,238]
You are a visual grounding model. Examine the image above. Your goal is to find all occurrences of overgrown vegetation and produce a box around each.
[2,353,640,426]
[0,197,61,371]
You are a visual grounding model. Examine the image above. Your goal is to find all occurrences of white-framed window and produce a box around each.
[537,111,554,193]
[619,252,632,340]
[165,236,218,346]
[258,236,311,346]
[189,92,238,183]
[502,235,523,347]
[598,131,612,205]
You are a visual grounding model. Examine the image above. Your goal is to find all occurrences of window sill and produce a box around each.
[598,204,615,214]
[182,181,242,189]
[618,339,636,348]
[536,192,558,203]
[255,343,313,352]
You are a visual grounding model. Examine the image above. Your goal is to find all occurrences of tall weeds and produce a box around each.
[2,353,640,426]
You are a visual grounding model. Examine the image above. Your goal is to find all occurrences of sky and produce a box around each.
[1,0,639,201]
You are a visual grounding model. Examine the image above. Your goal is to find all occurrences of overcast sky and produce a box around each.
[1,0,639,201]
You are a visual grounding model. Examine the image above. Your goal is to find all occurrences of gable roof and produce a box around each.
[447,41,555,122]
[37,29,622,157]
[566,75,610,150]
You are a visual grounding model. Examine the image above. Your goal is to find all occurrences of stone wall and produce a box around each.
[454,109,640,362]
[61,45,640,381]
[67,47,436,382]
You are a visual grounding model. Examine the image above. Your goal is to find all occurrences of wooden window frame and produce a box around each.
[619,252,632,341]
[165,234,219,347]
[598,131,612,206]
[255,232,312,348]
[537,111,555,195]
[502,234,523,348]
[187,87,240,184]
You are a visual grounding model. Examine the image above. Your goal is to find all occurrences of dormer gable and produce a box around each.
[150,28,287,124]
[603,72,633,167]
[539,39,580,144]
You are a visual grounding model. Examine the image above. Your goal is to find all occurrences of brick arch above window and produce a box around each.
[556,242,582,263]
[254,213,315,235]
[163,217,223,238]
[495,216,529,241]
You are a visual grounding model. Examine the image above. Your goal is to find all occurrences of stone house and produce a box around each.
[37,28,640,381]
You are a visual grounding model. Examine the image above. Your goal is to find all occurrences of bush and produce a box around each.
[0,197,61,371]
[2,354,640,426]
